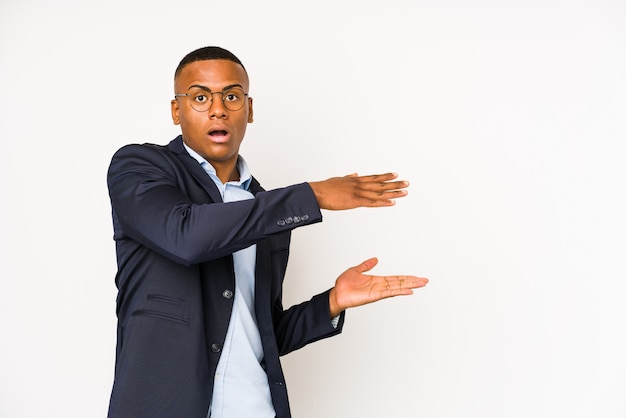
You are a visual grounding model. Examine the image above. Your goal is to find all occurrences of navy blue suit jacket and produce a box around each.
[106,136,345,418]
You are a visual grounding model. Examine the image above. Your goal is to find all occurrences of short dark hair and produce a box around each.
[174,46,246,79]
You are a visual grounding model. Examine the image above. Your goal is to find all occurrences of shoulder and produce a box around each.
[107,140,186,184]
[111,142,169,160]
[111,136,184,161]
[109,136,186,170]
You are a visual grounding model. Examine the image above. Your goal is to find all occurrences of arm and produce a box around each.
[109,145,409,265]
[273,290,343,356]
[271,259,428,355]
[107,144,322,265]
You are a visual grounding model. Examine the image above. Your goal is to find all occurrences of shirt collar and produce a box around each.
[182,142,252,190]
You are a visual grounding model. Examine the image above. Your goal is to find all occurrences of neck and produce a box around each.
[215,163,239,184]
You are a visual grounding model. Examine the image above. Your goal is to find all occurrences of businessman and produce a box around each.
[106,46,428,418]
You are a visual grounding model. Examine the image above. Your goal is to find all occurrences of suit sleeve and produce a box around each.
[273,289,345,356]
[107,144,322,266]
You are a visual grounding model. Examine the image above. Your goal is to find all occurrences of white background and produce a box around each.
[1,1,625,417]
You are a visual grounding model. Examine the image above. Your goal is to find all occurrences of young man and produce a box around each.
[106,46,428,418]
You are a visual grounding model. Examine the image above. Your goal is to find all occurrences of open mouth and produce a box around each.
[208,129,229,142]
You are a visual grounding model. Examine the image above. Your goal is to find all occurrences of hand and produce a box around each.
[328,258,429,318]
[308,172,409,210]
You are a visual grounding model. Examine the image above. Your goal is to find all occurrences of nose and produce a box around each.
[208,92,227,119]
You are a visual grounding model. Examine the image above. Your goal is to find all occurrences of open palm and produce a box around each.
[329,257,429,317]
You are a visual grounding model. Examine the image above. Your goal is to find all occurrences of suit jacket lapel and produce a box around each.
[167,135,224,203]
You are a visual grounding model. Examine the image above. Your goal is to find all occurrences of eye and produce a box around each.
[223,88,244,102]
[224,92,240,102]
[193,93,208,103]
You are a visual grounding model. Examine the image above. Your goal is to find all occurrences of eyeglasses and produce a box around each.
[174,86,249,112]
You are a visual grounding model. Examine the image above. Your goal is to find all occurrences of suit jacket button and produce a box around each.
[222,289,234,299]
[211,343,222,353]
[277,219,286,226]
[285,217,293,224]
[302,214,309,221]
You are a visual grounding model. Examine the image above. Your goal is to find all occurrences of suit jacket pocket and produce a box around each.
[132,309,190,325]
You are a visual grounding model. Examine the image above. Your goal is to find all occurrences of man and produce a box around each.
[107,46,428,418]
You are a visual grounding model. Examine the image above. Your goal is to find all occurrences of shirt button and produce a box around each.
[222,289,234,299]
[211,343,222,353]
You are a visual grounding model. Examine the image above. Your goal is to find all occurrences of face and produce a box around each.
[171,59,253,175]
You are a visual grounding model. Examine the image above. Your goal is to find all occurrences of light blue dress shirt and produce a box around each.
[182,144,275,418]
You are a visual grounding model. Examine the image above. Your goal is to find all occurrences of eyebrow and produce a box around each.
[188,83,244,92]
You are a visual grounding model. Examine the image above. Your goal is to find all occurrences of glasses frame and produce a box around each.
[174,87,249,112]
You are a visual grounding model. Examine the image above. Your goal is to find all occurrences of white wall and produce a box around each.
[1,1,625,417]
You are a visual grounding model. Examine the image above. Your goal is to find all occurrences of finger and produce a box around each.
[357,190,409,207]
[402,277,429,289]
[362,182,409,192]
[359,172,399,182]
[376,283,422,300]
[359,180,410,192]
[354,257,379,274]
[398,276,429,288]
[384,288,415,298]
[381,180,410,191]
[375,275,429,290]
[354,183,410,202]
[362,189,409,200]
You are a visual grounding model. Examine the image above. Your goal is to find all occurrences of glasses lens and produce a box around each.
[222,87,246,111]
[186,89,210,112]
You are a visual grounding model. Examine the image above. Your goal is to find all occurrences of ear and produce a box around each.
[247,97,254,123]
[171,98,181,125]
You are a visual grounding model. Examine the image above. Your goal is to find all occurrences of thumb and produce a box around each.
[354,257,379,274]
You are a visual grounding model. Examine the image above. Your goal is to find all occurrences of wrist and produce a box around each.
[328,287,342,318]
